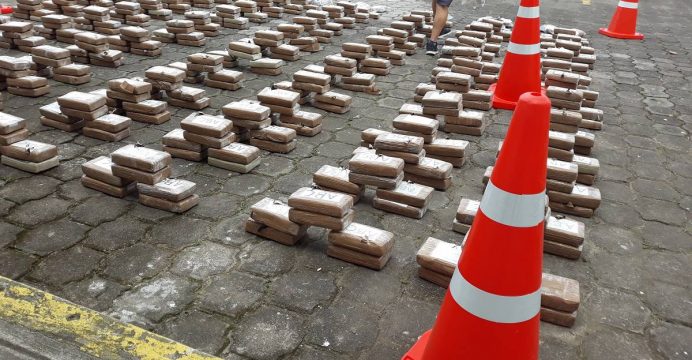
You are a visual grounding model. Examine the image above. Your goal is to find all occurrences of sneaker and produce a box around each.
[426,40,438,56]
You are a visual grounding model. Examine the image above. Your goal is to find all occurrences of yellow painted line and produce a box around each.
[0,276,220,360]
[582,0,591,5]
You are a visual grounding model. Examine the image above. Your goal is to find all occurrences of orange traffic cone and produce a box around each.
[599,0,643,40]
[402,92,550,360]
[489,0,543,110]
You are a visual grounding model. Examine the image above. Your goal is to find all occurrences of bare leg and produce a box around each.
[430,4,449,42]
[431,0,437,16]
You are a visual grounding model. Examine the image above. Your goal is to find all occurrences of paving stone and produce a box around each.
[239,240,297,277]
[15,219,90,256]
[299,130,332,146]
[56,142,86,161]
[403,271,447,304]
[0,175,62,204]
[70,195,131,226]
[29,246,104,286]
[582,328,655,360]
[338,267,401,311]
[0,198,14,217]
[171,158,201,178]
[315,142,356,159]
[588,287,651,333]
[83,142,123,159]
[653,124,688,137]
[148,216,210,249]
[641,221,692,252]
[334,127,362,146]
[84,216,149,251]
[0,163,32,182]
[285,142,318,160]
[296,156,334,174]
[196,163,236,178]
[110,275,199,327]
[158,310,230,356]
[31,130,76,145]
[649,322,692,359]
[381,212,437,244]
[321,116,349,132]
[631,178,680,202]
[641,251,691,287]
[628,147,668,164]
[0,221,23,248]
[629,162,673,181]
[377,297,438,350]
[0,248,36,279]
[198,272,266,318]
[180,174,222,197]
[600,165,633,182]
[350,115,386,131]
[637,197,688,225]
[210,215,257,247]
[289,345,349,360]
[171,241,237,280]
[655,133,690,152]
[268,269,337,313]
[188,195,241,221]
[588,224,642,255]
[58,179,97,201]
[129,204,176,222]
[103,243,172,284]
[230,305,305,360]
[667,161,692,178]
[306,299,379,353]
[539,336,580,360]
[640,84,668,98]
[273,172,312,195]
[253,156,295,177]
[222,175,271,196]
[129,127,167,145]
[294,230,347,274]
[589,250,643,293]
[678,196,692,212]
[6,197,72,227]
[60,276,127,312]
[44,158,87,182]
[597,202,645,228]
[358,339,407,360]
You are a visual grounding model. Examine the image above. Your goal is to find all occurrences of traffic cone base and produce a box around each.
[489,83,546,110]
[401,330,431,360]
[598,27,644,40]
[599,0,643,40]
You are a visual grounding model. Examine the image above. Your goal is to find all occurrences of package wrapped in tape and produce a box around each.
[111,144,172,173]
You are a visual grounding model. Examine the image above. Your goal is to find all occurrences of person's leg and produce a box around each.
[426,2,449,55]
[431,0,436,16]
[430,3,449,42]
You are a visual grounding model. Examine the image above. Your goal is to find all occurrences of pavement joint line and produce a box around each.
[0,276,221,360]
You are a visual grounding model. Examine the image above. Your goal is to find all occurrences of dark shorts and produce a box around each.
[437,0,453,7]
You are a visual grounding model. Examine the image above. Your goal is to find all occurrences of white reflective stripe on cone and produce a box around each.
[449,267,541,324]
[506,42,541,55]
[479,180,545,227]
[516,5,540,18]
[618,0,638,9]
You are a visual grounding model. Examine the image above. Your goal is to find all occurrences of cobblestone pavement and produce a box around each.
[1,0,690,358]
